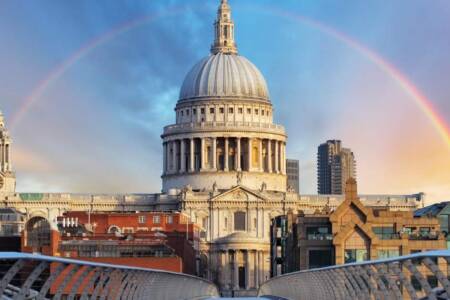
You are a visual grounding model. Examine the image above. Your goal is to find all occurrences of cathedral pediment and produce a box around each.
[210,185,268,203]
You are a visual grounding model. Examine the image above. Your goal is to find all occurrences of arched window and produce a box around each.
[107,225,121,234]
[25,217,51,251]
[234,211,246,231]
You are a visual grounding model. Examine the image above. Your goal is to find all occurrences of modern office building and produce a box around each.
[271,179,445,276]
[317,140,356,194]
[286,159,300,193]
[415,201,450,249]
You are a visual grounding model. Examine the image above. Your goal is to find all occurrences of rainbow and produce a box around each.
[10,4,202,129]
[262,7,450,150]
[10,4,450,150]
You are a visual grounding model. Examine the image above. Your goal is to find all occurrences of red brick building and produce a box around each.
[22,211,201,275]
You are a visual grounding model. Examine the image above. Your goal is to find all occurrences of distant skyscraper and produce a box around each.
[286,159,299,193]
[317,140,356,194]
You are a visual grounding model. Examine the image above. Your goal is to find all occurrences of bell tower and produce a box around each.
[0,111,15,194]
[211,0,238,55]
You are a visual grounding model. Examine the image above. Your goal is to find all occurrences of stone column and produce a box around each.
[224,137,229,171]
[189,138,195,172]
[163,142,167,174]
[236,138,241,171]
[281,143,286,174]
[4,144,7,172]
[258,139,263,172]
[274,141,279,173]
[180,139,186,173]
[267,140,272,173]
[258,251,262,286]
[233,250,239,290]
[172,140,177,174]
[0,144,3,172]
[247,138,252,172]
[200,138,206,171]
[212,137,217,170]
[224,250,230,290]
[245,250,250,290]
[254,250,259,289]
[259,251,264,283]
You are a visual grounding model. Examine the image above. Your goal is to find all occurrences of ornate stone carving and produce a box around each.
[236,171,243,186]
[260,182,267,192]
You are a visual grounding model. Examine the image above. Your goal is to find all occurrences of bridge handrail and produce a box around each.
[259,250,450,300]
[0,251,219,300]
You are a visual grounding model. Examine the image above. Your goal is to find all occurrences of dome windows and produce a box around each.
[175,104,273,124]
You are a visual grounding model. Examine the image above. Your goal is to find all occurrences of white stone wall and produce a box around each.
[163,171,286,194]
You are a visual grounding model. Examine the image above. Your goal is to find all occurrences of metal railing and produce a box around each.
[259,250,450,300]
[0,252,219,300]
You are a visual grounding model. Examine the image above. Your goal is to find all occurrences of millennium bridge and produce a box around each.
[0,251,449,299]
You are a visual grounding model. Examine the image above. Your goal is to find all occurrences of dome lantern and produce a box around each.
[211,0,237,55]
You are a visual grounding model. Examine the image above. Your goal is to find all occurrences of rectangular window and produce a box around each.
[438,215,449,233]
[229,107,234,113]
[253,218,257,229]
[419,227,431,234]
[153,215,160,224]
[210,107,215,114]
[219,107,224,113]
[234,212,246,231]
[224,217,228,229]
[427,275,438,288]
[138,216,146,224]
[193,108,197,115]
[344,249,368,263]
[255,109,259,115]
[373,226,397,239]
[262,110,265,116]
[309,250,333,269]
[186,110,189,116]
[247,108,251,114]
[166,215,173,224]
[411,276,422,291]
[306,226,332,240]
[201,108,205,114]
[377,249,399,259]
[181,111,184,116]
[238,108,243,114]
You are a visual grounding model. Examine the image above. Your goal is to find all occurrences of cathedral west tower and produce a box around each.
[0,111,16,194]
[161,0,287,193]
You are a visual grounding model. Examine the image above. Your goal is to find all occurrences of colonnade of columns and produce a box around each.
[217,249,265,291]
[163,137,286,176]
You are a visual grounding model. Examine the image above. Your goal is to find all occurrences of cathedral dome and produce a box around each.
[178,53,270,102]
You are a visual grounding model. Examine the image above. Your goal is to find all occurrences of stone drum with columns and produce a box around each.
[161,0,287,193]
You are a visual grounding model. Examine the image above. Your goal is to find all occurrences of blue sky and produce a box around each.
[0,0,449,203]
